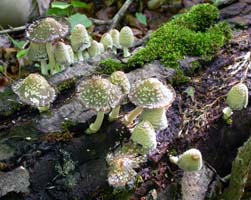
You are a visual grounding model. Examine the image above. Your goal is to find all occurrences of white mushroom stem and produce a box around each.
[46,43,57,75]
[113,47,117,55]
[123,107,143,126]
[109,105,121,122]
[123,47,130,58]
[86,111,105,134]
[40,60,48,76]
[77,50,84,61]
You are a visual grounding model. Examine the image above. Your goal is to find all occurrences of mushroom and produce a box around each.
[119,26,134,58]
[54,41,71,70]
[27,42,48,75]
[109,71,130,121]
[12,73,56,112]
[26,17,70,75]
[226,83,248,111]
[97,42,105,53]
[130,120,157,152]
[106,148,145,189]
[109,29,121,54]
[76,76,122,134]
[88,40,100,58]
[65,44,74,64]
[100,33,113,50]
[169,148,203,172]
[123,78,175,126]
[70,24,91,62]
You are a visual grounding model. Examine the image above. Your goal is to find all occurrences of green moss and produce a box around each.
[99,59,124,75]
[57,78,76,92]
[128,3,232,84]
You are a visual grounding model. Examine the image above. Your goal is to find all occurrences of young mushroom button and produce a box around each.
[12,73,56,112]
[26,17,70,75]
[123,78,176,126]
[119,26,134,58]
[76,76,122,134]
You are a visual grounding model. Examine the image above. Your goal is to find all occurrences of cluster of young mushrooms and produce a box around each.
[26,16,134,76]
[12,16,206,189]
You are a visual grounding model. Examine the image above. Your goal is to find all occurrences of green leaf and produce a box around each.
[51,2,71,9]
[0,65,4,73]
[71,0,89,9]
[10,39,26,50]
[46,7,70,16]
[136,12,147,26]
[16,49,28,59]
[68,13,92,29]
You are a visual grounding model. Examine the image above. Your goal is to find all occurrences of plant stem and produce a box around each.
[123,107,143,126]
[86,111,105,134]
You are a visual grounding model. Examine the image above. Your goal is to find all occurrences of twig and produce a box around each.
[0,26,26,34]
[110,0,134,30]
[90,18,112,25]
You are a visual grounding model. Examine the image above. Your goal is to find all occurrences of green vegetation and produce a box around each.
[99,59,125,75]
[128,4,232,84]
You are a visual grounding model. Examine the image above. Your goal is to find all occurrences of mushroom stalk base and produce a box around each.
[109,105,120,122]
[46,43,57,75]
[123,47,131,58]
[123,107,143,126]
[86,111,105,134]
[40,60,48,76]
[77,51,84,61]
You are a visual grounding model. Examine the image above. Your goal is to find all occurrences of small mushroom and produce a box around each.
[65,44,74,64]
[54,41,71,70]
[123,78,175,126]
[26,17,70,75]
[109,71,130,121]
[119,26,134,58]
[70,24,91,62]
[106,149,145,189]
[109,29,121,54]
[226,83,248,111]
[130,120,157,152]
[88,40,100,58]
[100,33,113,50]
[12,73,56,112]
[76,76,122,134]
[27,42,48,75]
[169,148,203,172]
[97,42,105,53]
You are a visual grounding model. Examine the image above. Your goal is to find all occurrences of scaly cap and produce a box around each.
[110,71,130,94]
[119,26,134,48]
[100,33,113,50]
[54,41,71,65]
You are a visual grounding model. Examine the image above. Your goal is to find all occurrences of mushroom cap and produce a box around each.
[177,148,203,172]
[88,40,100,57]
[130,120,157,151]
[226,83,249,111]
[70,24,91,52]
[129,78,176,109]
[100,33,113,50]
[77,76,122,112]
[12,73,56,108]
[110,71,130,94]
[97,42,105,53]
[26,17,70,43]
[119,26,134,48]
[54,41,71,65]
[110,29,121,49]
[27,42,48,61]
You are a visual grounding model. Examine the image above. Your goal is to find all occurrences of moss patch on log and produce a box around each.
[128,4,232,84]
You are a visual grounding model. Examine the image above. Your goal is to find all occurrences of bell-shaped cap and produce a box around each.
[88,40,100,57]
[110,71,130,94]
[129,78,176,109]
[54,41,71,65]
[177,148,203,172]
[100,33,113,50]
[27,42,48,61]
[130,120,157,151]
[110,29,121,49]
[70,24,91,52]
[12,73,56,108]
[76,76,122,112]
[26,17,70,43]
[226,83,249,110]
[119,26,134,48]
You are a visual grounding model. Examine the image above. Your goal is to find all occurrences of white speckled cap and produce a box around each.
[110,71,130,94]
[77,76,122,112]
[26,17,70,43]
[12,73,56,108]
[129,78,176,109]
